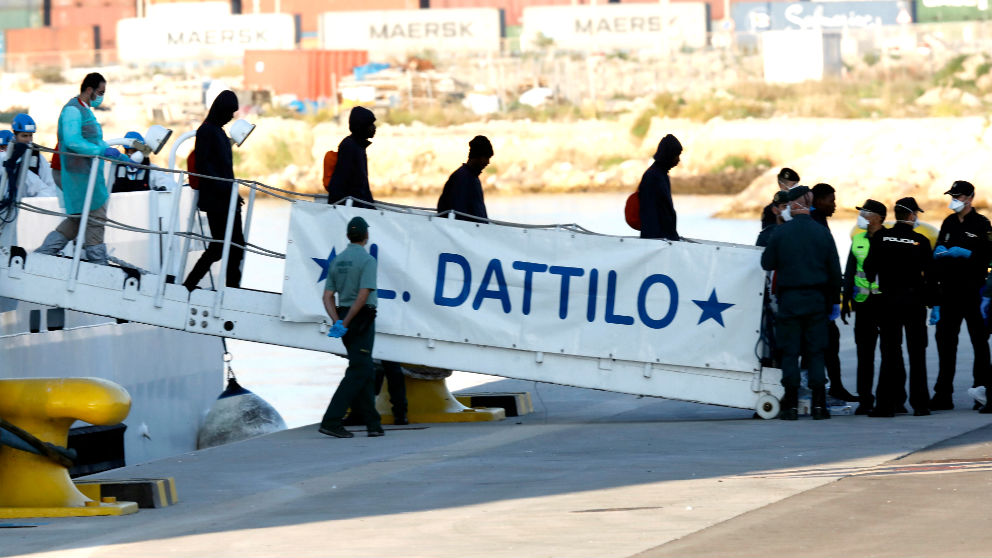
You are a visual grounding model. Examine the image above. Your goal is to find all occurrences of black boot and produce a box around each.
[779,387,799,420]
[811,387,831,420]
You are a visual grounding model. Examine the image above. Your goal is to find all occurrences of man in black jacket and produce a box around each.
[638,134,682,241]
[863,197,934,417]
[326,106,376,207]
[183,90,244,291]
[436,135,492,222]
[761,186,842,420]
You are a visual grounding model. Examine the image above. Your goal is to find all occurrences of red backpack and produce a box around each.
[186,152,200,190]
[322,150,338,192]
[625,191,641,231]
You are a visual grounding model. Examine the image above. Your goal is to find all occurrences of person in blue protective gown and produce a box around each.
[35,73,132,265]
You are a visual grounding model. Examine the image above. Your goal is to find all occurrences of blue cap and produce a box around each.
[11,113,35,133]
[124,131,144,143]
[0,130,12,146]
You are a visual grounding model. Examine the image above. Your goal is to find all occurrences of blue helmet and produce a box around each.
[11,113,36,133]
[124,131,144,144]
[0,130,12,146]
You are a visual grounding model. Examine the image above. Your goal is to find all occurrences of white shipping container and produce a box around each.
[318,8,502,55]
[761,29,842,83]
[117,14,295,62]
[145,2,231,20]
[520,4,709,52]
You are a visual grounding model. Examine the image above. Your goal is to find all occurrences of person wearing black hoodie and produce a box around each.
[326,106,376,207]
[638,134,682,241]
[436,135,493,222]
[183,90,244,291]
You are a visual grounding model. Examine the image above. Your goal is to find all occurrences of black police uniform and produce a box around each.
[933,209,992,405]
[810,208,854,401]
[761,212,842,413]
[843,228,885,411]
[863,223,934,415]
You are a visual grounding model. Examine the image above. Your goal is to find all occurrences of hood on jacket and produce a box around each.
[348,106,376,136]
[206,90,238,127]
[653,134,682,168]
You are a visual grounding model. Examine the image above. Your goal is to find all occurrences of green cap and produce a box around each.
[347,216,369,236]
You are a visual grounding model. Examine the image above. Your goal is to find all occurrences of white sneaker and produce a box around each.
[967,386,987,406]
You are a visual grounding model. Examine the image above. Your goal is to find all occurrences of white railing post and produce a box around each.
[213,179,240,313]
[154,170,188,308]
[177,189,199,280]
[67,157,101,292]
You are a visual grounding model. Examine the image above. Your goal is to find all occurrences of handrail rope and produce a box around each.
[17,202,286,259]
[28,144,633,237]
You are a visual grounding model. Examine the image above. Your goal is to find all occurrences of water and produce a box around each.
[230,193,858,428]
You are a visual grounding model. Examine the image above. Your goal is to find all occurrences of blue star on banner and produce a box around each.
[692,289,734,327]
[311,248,337,283]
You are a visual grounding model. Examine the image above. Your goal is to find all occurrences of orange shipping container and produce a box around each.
[49,0,136,51]
[4,25,98,66]
[244,49,369,102]
[249,0,418,34]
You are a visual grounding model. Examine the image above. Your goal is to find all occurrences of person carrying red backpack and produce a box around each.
[638,134,682,242]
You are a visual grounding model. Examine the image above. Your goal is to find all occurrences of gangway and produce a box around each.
[0,140,784,419]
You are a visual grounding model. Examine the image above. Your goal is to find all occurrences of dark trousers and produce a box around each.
[877,300,930,413]
[854,298,882,409]
[184,208,245,290]
[825,320,844,390]
[777,310,828,403]
[375,360,408,418]
[321,308,381,429]
[935,295,991,398]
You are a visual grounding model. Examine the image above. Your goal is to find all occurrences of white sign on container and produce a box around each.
[116,14,295,62]
[318,8,502,54]
[281,202,765,374]
[520,3,709,52]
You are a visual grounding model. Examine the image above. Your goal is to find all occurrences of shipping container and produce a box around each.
[916,0,992,22]
[117,13,296,62]
[146,1,232,19]
[244,49,368,101]
[623,0,722,23]
[429,0,578,27]
[0,3,44,31]
[319,8,502,54]
[248,0,418,35]
[49,0,136,51]
[731,0,914,32]
[4,25,98,66]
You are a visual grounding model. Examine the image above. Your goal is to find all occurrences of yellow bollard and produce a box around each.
[376,375,505,425]
[0,377,138,518]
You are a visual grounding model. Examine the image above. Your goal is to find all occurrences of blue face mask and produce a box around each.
[91,95,104,108]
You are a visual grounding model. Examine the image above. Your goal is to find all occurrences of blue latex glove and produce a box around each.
[326,320,348,338]
[982,297,991,319]
[103,147,124,160]
[947,246,973,258]
[929,306,941,326]
[828,304,840,321]
[934,245,949,258]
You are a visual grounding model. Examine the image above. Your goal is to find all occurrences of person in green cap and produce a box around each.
[319,216,384,439]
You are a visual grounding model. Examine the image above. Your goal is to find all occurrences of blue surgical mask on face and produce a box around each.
[91,95,104,108]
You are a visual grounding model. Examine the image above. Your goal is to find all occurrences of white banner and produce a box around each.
[520,3,709,52]
[318,8,502,54]
[281,203,765,374]
[116,14,295,62]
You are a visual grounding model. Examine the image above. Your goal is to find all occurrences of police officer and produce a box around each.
[756,190,789,247]
[863,197,934,417]
[931,180,992,410]
[761,185,842,420]
[842,199,886,414]
[319,216,384,439]
[761,168,800,229]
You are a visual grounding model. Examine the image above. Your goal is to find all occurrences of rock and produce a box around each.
[960,92,982,108]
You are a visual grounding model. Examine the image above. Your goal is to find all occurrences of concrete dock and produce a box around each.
[5,328,992,558]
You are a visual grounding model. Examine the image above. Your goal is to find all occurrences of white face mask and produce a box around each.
[780,204,792,222]
[856,215,869,229]
[949,198,967,213]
